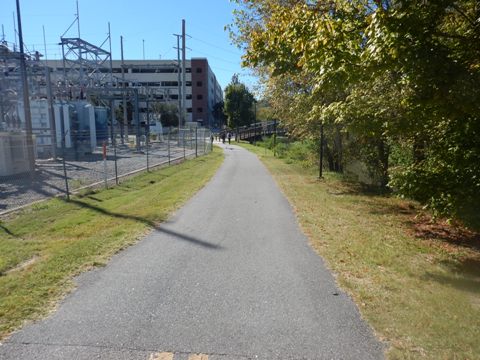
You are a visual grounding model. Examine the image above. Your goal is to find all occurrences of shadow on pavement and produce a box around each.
[67,198,223,250]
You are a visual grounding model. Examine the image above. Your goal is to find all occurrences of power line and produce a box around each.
[211,65,251,73]
[189,47,240,65]
[189,35,242,56]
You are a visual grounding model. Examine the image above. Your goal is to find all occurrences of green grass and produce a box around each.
[0,151,224,339]
[239,142,480,360]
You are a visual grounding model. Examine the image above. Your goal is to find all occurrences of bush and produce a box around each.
[257,136,318,168]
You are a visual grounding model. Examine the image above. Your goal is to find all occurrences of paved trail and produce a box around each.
[0,144,384,360]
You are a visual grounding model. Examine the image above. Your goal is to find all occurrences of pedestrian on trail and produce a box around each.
[221,132,226,144]
[227,132,231,144]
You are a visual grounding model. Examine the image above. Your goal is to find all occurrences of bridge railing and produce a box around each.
[236,120,279,141]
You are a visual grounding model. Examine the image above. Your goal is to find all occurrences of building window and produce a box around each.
[186,94,192,100]
[197,107,203,113]
[186,81,192,86]
[196,81,203,87]
[197,94,203,100]
[169,94,179,100]
[187,108,192,113]
[129,68,176,74]
[162,81,178,87]
[196,67,202,73]
[157,68,176,73]
[186,68,191,73]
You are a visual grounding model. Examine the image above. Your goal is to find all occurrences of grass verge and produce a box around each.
[0,151,224,340]
[239,142,480,360]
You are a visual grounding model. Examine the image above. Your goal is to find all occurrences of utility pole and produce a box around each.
[108,22,115,147]
[108,23,113,86]
[12,12,17,51]
[0,24,4,124]
[76,0,81,38]
[43,25,56,159]
[134,88,140,152]
[121,35,127,144]
[16,0,35,176]
[181,19,186,127]
[61,37,67,99]
[142,39,145,60]
[76,0,84,97]
[173,34,182,132]
[108,23,115,146]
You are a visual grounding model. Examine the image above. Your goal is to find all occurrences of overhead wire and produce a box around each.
[189,35,242,56]
[189,47,241,66]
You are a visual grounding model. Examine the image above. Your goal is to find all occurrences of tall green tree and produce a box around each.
[224,77,255,128]
[151,102,179,128]
[231,0,480,222]
[212,101,226,129]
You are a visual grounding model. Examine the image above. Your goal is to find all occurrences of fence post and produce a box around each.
[113,136,118,185]
[273,120,277,157]
[110,103,118,185]
[61,129,70,201]
[203,130,206,154]
[56,106,70,200]
[183,130,186,159]
[168,128,171,165]
[146,132,150,172]
[195,127,198,157]
[319,123,324,179]
[103,141,108,189]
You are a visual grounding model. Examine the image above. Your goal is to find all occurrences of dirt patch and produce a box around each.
[410,213,480,252]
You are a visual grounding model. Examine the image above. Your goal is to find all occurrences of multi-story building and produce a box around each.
[190,58,224,128]
[45,57,224,129]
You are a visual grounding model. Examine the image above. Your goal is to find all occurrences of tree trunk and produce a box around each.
[377,139,390,188]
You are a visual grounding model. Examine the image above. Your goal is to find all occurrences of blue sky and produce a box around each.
[0,0,255,91]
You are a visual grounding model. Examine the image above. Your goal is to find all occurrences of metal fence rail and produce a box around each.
[0,127,212,215]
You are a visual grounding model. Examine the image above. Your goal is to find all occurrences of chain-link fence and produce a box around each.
[0,126,212,214]
[1,42,216,215]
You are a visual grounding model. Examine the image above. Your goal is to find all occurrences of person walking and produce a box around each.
[227,132,231,144]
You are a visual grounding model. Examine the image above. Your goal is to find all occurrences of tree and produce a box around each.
[151,102,179,128]
[223,78,255,128]
[231,0,480,223]
[255,99,274,122]
[212,101,226,129]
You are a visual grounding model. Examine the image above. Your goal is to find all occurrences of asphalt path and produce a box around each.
[0,143,384,360]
